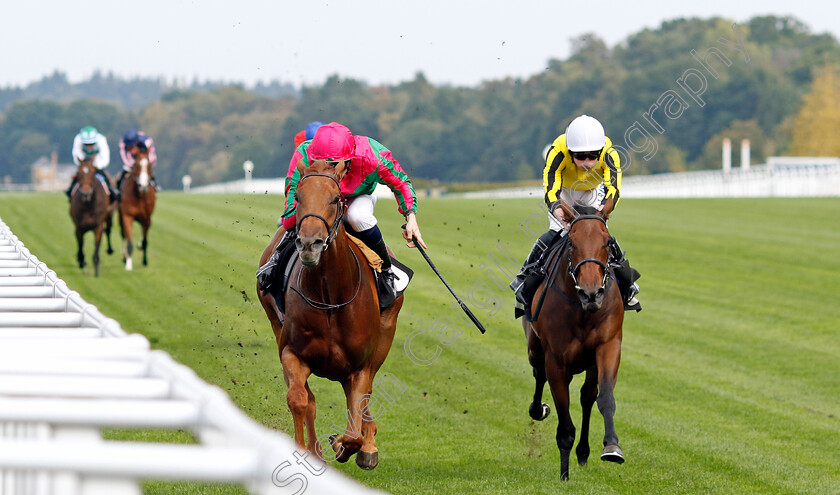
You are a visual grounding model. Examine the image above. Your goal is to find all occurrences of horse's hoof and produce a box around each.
[355,450,379,470]
[601,444,625,464]
[529,402,550,421]
[107,248,114,255]
[329,435,350,463]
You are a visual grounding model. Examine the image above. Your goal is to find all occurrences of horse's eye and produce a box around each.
[332,197,341,205]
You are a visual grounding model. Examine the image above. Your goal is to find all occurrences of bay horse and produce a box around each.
[118,149,156,270]
[524,204,625,480]
[257,159,402,470]
[68,157,115,276]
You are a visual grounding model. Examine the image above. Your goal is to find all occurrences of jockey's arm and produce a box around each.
[402,212,426,249]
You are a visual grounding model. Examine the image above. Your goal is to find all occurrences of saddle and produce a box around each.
[256,231,413,317]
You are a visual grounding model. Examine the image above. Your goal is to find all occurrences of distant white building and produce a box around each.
[31,153,75,192]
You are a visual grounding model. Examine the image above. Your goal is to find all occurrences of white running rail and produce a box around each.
[0,217,380,495]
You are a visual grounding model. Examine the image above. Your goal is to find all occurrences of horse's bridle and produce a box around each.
[294,173,345,251]
[566,215,613,292]
[291,172,362,310]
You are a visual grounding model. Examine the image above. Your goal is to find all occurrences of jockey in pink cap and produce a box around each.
[277,122,426,307]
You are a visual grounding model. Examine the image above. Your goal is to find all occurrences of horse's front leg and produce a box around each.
[525,321,550,421]
[545,353,575,480]
[121,213,134,270]
[105,210,114,255]
[331,368,375,468]
[92,225,104,277]
[280,347,313,451]
[76,228,86,269]
[596,338,624,464]
[576,366,598,466]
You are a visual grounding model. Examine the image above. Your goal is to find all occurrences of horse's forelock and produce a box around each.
[574,205,598,216]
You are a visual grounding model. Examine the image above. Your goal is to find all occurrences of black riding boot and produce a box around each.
[511,230,559,318]
[348,225,396,308]
[608,236,641,312]
[66,178,77,199]
[256,230,297,295]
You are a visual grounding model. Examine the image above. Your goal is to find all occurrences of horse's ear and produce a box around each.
[295,159,307,176]
[599,197,616,221]
[332,159,350,180]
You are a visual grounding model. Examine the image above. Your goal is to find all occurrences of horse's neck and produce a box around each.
[552,246,578,297]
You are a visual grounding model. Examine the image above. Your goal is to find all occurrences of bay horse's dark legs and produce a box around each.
[281,346,314,452]
[76,228,86,269]
[93,225,103,277]
[545,355,575,480]
[577,366,598,465]
[596,339,624,463]
[524,320,550,420]
[105,210,114,255]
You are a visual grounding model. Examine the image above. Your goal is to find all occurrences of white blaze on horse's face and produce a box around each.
[138,158,150,191]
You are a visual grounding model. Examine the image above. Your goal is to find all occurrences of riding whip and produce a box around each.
[407,230,486,334]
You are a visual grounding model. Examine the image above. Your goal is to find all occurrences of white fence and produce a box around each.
[620,157,840,198]
[452,157,840,199]
[0,218,379,495]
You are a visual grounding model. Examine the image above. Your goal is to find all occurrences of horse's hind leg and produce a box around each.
[525,320,550,420]
[576,366,598,466]
[140,219,150,266]
[280,347,313,451]
[596,339,624,464]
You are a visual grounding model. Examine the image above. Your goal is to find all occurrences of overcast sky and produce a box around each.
[3,1,838,89]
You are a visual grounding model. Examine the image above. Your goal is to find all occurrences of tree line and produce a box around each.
[1,15,839,188]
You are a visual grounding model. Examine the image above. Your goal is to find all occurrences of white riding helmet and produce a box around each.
[565,115,606,152]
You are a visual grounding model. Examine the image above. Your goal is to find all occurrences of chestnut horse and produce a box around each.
[258,160,402,470]
[68,158,115,276]
[523,205,625,480]
[118,149,156,270]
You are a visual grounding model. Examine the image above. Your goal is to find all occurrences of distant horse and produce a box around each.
[524,204,625,480]
[118,149,156,270]
[257,159,402,470]
[68,158,115,276]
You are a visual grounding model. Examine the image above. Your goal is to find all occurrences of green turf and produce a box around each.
[1,193,838,494]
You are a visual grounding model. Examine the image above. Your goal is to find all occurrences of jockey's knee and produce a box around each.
[345,212,378,233]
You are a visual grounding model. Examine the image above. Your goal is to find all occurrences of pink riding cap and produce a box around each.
[308,122,355,161]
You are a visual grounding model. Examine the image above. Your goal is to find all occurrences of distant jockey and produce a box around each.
[293,121,325,149]
[67,126,119,202]
[118,129,159,192]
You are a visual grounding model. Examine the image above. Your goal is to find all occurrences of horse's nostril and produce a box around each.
[294,238,303,250]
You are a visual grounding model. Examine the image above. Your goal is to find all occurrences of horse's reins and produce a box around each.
[529,214,614,320]
[567,215,613,294]
[290,172,362,311]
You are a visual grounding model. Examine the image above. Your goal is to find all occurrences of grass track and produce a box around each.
[1,193,838,494]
